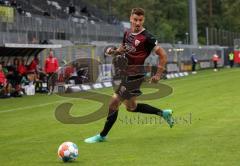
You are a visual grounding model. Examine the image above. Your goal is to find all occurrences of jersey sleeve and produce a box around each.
[145,32,158,53]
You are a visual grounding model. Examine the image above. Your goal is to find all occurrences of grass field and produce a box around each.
[0,68,240,166]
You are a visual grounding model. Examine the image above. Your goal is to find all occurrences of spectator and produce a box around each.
[10,0,17,7]
[28,55,39,73]
[44,50,59,95]
[4,0,10,6]
[0,64,7,88]
[27,56,39,92]
[76,67,88,84]
[228,51,234,68]
[1,61,8,74]
[64,63,74,83]
[17,4,23,15]
[4,61,20,97]
[191,52,198,74]
[5,61,15,85]
[12,58,23,96]
[13,57,19,68]
[69,3,75,15]
[212,53,220,71]
[40,40,48,44]
[0,64,11,97]
[18,59,27,76]
[81,6,91,17]
[43,11,50,17]
[31,37,38,44]
[12,58,21,85]
[17,59,27,93]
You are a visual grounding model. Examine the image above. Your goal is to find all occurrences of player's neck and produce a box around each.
[131,28,145,35]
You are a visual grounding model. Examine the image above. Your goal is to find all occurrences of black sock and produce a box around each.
[134,103,163,116]
[100,109,118,137]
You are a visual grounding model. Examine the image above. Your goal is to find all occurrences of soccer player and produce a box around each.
[84,8,174,143]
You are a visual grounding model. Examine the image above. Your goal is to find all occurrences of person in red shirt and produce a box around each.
[64,64,74,83]
[28,56,39,73]
[212,54,220,71]
[44,50,59,95]
[18,59,27,76]
[0,64,11,97]
[0,64,7,86]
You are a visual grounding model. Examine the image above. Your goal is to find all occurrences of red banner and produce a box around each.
[234,51,240,63]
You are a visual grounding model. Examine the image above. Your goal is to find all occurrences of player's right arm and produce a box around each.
[149,46,167,83]
[105,44,126,56]
[105,31,128,56]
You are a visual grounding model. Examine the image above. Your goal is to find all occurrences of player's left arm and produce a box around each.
[150,45,167,83]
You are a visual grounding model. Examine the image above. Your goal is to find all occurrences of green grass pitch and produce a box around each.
[0,68,240,166]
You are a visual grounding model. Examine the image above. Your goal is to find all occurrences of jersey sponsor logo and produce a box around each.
[135,39,141,46]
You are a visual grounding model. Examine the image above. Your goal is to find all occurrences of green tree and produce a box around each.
[81,0,240,45]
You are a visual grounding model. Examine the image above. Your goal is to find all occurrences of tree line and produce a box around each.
[82,0,240,45]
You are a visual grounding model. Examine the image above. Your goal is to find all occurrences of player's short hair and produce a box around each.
[131,8,145,16]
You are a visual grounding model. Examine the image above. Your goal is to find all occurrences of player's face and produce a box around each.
[130,14,144,33]
[49,51,54,57]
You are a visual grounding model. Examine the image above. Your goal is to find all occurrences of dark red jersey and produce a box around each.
[123,29,158,65]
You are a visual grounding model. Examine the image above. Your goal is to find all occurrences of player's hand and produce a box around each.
[149,75,160,83]
[106,47,115,55]
[117,45,127,54]
[104,45,117,56]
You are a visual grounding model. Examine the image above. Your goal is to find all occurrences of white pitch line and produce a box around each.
[0,98,77,114]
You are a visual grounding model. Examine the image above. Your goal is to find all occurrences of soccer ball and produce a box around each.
[57,142,78,162]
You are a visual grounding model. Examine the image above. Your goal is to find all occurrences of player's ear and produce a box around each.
[130,15,133,23]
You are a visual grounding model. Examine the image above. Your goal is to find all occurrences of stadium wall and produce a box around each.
[38,43,227,84]
[0,14,124,45]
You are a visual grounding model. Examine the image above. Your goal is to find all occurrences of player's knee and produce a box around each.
[126,105,137,112]
[109,100,120,110]
[109,104,119,110]
[109,94,121,110]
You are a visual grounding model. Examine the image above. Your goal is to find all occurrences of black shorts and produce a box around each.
[114,74,145,100]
